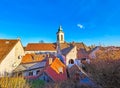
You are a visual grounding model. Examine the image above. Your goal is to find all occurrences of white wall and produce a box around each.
[23,68,43,76]
[0,41,24,76]
[66,46,77,66]
[25,50,56,54]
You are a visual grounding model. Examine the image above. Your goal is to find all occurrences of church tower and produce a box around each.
[56,25,64,43]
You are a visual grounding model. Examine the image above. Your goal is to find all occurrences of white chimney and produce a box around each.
[49,58,52,65]
[5,41,9,44]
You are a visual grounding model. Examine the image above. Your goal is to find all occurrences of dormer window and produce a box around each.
[58,67,63,74]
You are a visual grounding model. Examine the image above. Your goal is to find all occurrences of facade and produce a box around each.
[0,39,24,76]
[14,61,46,77]
[62,46,77,66]
[13,54,46,77]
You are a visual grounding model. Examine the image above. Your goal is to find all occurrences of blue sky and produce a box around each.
[0,0,120,46]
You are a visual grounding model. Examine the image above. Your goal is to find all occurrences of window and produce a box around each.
[61,35,63,41]
[57,35,59,41]
[36,70,40,75]
[29,71,33,76]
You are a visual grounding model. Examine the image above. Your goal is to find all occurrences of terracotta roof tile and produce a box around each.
[21,54,46,64]
[45,58,67,82]
[25,43,56,51]
[45,66,67,82]
[77,49,89,59]
[50,58,65,73]
[0,39,18,63]
[25,42,88,52]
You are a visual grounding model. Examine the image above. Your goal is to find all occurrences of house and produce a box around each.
[77,48,89,59]
[90,46,120,60]
[25,43,57,54]
[13,54,46,77]
[89,46,100,59]
[0,39,24,76]
[62,46,77,66]
[68,64,88,81]
[39,57,67,82]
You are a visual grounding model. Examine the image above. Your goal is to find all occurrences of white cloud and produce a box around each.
[77,24,85,29]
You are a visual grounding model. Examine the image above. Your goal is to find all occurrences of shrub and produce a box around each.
[28,79,45,88]
[44,79,92,88]
[86,59,120,88]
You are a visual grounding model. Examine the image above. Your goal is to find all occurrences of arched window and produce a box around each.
[57,35,59,41]
[61,35,63,41]
[69,59,74,64]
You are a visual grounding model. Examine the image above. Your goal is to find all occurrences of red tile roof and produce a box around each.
[45,66,67,82]
[68,64,81,79]
[45,58,67,82]
[0,39,19,63]
[25,42,89,52]
[77,49,89,59]
[25,43,56,51]
[21,54,46,64]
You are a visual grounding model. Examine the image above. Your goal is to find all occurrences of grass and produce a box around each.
[0,77,45,88]
[0,77,30,88]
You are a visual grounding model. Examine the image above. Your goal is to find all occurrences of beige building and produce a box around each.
[0,39,24,76]
[62,46,77,66]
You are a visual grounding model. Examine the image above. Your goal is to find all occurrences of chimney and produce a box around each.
[49,58,53,65]
[5,41,9,44]
[47,53,50,58]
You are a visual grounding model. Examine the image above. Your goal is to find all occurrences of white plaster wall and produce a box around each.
[66,46,77,66]
[23,68,43,76]
[0,41,24,76]
[25,50,56,54]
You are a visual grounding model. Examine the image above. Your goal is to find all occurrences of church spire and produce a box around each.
[56,25,64,43]
[58,25,63,31]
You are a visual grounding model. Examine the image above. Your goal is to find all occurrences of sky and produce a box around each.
[0,0,120,46]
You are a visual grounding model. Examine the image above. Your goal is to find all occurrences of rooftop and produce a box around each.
[21,54,46,64]
[0,39,19,63]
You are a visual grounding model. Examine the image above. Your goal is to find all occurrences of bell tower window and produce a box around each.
[57,35,59,41]
[56,25,64,43]
[61,35,63,41]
